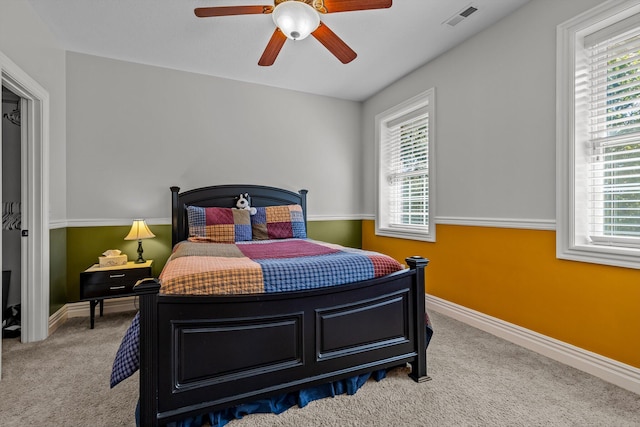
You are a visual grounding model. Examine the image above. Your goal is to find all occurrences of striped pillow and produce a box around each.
[186,206,252,243]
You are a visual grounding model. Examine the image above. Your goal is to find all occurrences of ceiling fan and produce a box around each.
[194,0,392,66]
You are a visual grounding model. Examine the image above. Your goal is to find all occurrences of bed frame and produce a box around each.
[134,184,429,426]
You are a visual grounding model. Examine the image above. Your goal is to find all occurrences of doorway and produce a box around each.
[0,50,51,379]
[2,86,22,340]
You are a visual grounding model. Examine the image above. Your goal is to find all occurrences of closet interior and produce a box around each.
[2,85,22,339]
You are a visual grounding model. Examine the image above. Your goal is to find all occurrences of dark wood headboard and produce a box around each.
[170,185,308,247]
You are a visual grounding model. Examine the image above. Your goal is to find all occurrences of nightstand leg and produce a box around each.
[89,300,98,329]
[100,300,104,317]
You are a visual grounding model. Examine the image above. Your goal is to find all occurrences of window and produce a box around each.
[375,89,435,242]
[557,0,640,268]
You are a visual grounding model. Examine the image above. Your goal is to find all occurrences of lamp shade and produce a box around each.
[272,1,320,40]
[124,219,155,241]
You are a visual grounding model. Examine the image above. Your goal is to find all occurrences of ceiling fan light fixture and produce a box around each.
[272,1,320,41]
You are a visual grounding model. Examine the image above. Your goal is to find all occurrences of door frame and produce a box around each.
[1,50,50,351]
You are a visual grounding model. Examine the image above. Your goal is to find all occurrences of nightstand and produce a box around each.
[80,260,153,329]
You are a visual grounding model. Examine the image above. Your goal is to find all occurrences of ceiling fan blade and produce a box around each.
[311,23,357,64]
[194,5,273,18]
[317,0,391,13]
[258,29,288,66]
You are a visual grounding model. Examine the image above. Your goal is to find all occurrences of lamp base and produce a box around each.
[135,240,146,263]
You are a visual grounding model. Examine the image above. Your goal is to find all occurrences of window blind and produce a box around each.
[586,23,640,243]
[383,111,429,230]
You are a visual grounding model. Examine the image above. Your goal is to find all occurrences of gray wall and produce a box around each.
[362,0,606,224]
[65,53,362,223]
[1,0,613,230]
[0,0,67,224]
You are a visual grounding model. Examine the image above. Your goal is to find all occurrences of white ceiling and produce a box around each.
[26,0,530,101]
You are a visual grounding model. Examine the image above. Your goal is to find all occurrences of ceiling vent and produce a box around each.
[444,5,478,27]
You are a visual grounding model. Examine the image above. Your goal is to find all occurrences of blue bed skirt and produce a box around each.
[137,370,386,427]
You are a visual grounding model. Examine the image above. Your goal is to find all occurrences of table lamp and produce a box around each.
[124,219,155,263]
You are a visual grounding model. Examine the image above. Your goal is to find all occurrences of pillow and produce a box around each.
[251,204,306,240]
[186,206,252,243]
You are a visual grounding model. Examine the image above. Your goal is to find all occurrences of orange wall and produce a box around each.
[362,220,640,369]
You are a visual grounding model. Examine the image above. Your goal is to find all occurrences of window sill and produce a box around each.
[557,244,640,270]
[375,228,435,243]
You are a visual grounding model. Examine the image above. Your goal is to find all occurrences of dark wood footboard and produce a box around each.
[136,256,429,426]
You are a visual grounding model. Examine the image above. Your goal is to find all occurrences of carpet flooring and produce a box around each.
[1,309,639,426]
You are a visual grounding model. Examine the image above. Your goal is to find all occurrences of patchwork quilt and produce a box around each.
[159,238,404,295]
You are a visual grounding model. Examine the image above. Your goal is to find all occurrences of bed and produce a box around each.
[114,184,430,426]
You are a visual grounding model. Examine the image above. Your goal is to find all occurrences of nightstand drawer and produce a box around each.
[80,264,152,299]
[81,276,138,299]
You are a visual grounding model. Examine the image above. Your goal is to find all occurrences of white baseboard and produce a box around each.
[426,294,640,395]
[48,297,138,334]
[48,305,68,335]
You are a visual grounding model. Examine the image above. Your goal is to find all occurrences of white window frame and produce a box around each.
[375,88,436,242]
[557,0,640,269]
